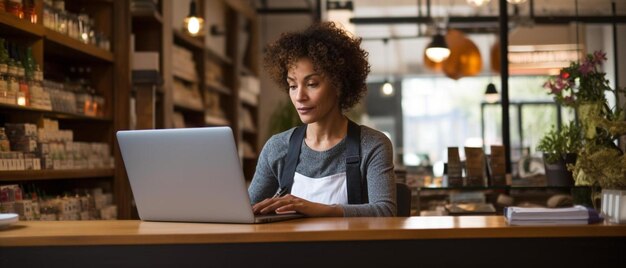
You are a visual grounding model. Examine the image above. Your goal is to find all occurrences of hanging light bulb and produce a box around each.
[184,0,204,36]
[467,0,490,7]
[484,83,499,103]
[425,33,450,63]
[506,0,527,4]
[381,80,394,96]
[380,39,394,97]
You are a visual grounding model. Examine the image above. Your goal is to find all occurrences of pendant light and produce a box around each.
[467,0,490,7]
[184,0,204,36]
[485,35,499,103]
[485,83,499,103]
[425,31,450,63]
[380,38,394,97]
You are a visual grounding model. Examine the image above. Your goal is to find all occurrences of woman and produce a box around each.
[249,22,396,217]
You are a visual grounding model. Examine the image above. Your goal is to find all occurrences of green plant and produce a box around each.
[267,99,301,137]
[536,122,582,164]
[543,51,626,189]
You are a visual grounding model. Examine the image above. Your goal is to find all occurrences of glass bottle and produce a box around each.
[17,61,30,106]
[78,11,90,44]
[23,0,37,24]
[6,59,19,105]
[0,39,8,104]
[43,1,53,29]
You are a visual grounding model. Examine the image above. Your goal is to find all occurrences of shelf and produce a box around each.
[204,114,230,126]
[205,80,232,95]
[0,168,115,182]
[418,185,589,191]
[131,9,163,25]
[240,97,258,108]
[44,29,114,62]
[0,12,44,38]
[173,30,204,51]
[0,103,112,122]
[242,127,257,135]
[172,72,198,84]
[206,46,233,66]
[240,66,254,76]
[174,102,204,113]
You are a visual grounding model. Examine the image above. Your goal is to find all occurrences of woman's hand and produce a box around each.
[252,194,344,217]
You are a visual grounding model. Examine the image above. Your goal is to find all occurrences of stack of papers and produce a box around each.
[505,205,602,226]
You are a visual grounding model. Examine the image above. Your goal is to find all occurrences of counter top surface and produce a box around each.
[1,216,625,247]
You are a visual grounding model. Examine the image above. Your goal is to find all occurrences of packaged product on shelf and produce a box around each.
[100,205,117,220]
[5,123,38,137]
[0,184,22,202]
[14,200,34,220]
[1,202,15,213]
[0,128,11,152]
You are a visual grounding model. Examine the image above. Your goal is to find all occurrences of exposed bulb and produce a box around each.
[185,16,204,36]
[467,0,491,7]
[485,93,499,103]
[425,47,451,63]
[381,81,394,96]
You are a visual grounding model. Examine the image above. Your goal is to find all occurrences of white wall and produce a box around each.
[258,14,313,146]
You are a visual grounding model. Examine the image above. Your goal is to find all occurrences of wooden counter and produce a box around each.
[1,216,625,267]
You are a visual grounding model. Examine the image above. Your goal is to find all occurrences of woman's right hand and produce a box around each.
[252,194,343,217]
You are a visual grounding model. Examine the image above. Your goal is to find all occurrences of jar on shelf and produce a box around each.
[23,0,37,24]
[57,10,68,35]
[6,0,23,19]
[78,12,91,44]
[43,3,54,29]
[88,18,96,45]
[67,14,79,40]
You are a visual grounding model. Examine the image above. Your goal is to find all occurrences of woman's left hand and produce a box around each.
[252,194,343,217]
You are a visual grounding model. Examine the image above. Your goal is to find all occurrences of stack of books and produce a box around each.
[505,205,602,225]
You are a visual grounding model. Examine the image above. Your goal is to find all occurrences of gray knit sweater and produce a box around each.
[248,125,397,217]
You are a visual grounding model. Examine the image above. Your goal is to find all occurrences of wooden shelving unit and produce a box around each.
[0,12,44,37]
[128,0,261,180]
[44,29,114,62]
[0,0,132,218]
[0,169,115,182]
[0,103,113,122]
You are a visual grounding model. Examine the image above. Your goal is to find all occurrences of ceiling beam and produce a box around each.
[350,15,626,25]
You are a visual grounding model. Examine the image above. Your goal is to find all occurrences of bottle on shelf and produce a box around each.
[0,39,9,104]
[23,0,37,23]
[17,61,30,106]
[6,59,19,105]
[6,0,24,19]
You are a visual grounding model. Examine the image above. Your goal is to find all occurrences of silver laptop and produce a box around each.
[117,127,303,224]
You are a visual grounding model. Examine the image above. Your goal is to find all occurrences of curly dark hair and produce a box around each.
[263,22,371,111]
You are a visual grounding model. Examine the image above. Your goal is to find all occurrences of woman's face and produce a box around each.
[287,58,340,124]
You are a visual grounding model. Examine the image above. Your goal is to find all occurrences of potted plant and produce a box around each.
[543,51,626,222]
[536,122,582,186]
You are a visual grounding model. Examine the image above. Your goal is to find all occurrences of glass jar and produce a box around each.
[88,18,96,45]
[23,0,37,24]
[6,0,23,19]
[67,14,79,40]
[43,4,54,29]
[57,10,68,35]
[78,13,90,44]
